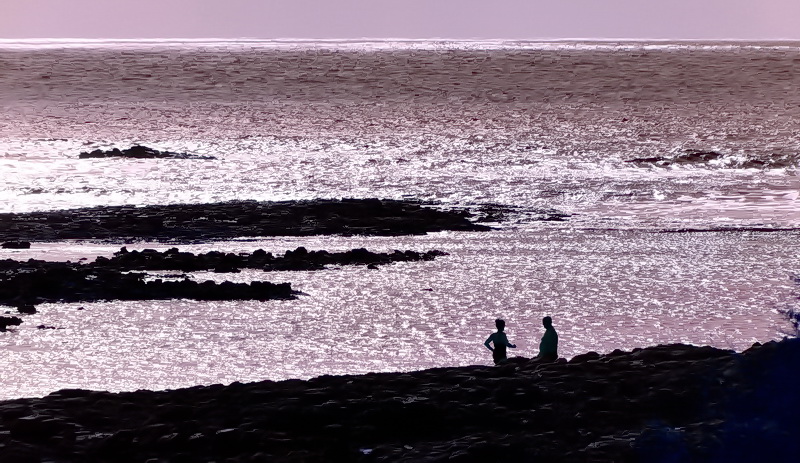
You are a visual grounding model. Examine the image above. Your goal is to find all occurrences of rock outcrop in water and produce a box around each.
[0,247,447,307]
[0,199,491,242]
[0,264,295,306]
[0,339,797,462]
[0,316,22,331]
[96,246,448,272]
[78,145,217,160]
[625,149,798,169]
[625,149,724,167]
[472,204,570,223]
[1,241,30,249]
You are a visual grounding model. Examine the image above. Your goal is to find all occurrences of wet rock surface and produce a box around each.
[78,145,217,160]
[625,149,797,169]
[1,241,31,249]
[626,149,725,167]
[97,246,448,272]
[0,199,490,242]
[0,339,797,462]
[0,247,446,307]
[0,315,23,331]
[472,204,570,223]
[0,263,295,306]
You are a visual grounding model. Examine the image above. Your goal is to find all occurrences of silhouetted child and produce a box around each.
[535,316,558,362]
[484,318,517,364]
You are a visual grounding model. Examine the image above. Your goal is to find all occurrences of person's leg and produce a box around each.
[493,351,506,365]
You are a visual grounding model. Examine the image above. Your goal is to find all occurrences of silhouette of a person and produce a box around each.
[484,318,517,364]
[536,316,558,362]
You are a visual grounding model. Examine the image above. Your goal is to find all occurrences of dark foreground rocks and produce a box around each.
[0,339,798,462]
[0,247,446,307]
[0,199,490,242]
[79,145,217,160]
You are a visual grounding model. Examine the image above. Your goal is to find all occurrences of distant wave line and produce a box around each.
[2,37,800,51]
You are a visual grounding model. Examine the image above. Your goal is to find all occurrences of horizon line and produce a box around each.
[2,37,800,43]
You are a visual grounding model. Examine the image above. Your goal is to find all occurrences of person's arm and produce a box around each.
[499,332,516,348]
[484,334,494,351]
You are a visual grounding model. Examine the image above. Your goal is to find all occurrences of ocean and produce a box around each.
[1,39,799,399]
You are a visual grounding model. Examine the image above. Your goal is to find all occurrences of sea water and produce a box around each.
[0,40,799,399]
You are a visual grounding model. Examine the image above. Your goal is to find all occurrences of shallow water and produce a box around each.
[2,228,797,399]
[1,40,799,399]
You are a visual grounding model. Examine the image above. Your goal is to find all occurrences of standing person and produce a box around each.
[536,316,559,362]
[484,319,517,364]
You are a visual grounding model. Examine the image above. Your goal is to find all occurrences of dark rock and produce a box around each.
[0,199,491,242]
[0,262,295,306]
[10,415,73,443]
[79,145,216,160]
[626,149,724,167]
[91,246,448,273]
[675,150,724,163]
[0,339,799,461]
[626,149,798,169]
[17,304,36,315]
[569,351,601,363]
[1,241,31,249]
[0,315,23,330]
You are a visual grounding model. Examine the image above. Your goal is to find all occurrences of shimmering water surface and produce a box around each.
[1,40,799,399]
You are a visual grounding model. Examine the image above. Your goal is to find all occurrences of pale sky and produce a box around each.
[2,0,800,40]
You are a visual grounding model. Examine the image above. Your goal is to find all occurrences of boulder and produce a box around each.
[0,315,23,331]
[17,304,36,315]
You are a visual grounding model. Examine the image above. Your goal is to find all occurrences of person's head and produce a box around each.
[495,319,505,331]
[543,316,553,328]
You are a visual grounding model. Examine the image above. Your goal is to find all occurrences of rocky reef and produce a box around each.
[0,267,295,306]
[94,246,448,273]
[0,199,490,242]
[0,339,797,462]
[0,247,447,308]
[1,241,30,249]
[78,145,216,160]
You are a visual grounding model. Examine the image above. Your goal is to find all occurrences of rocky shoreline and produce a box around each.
[0,199,490,242]
[0,339,797,462]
